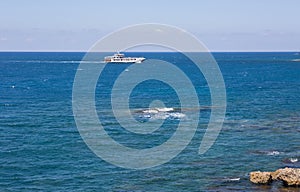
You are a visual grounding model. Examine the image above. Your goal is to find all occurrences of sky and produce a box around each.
[1,0,300,52]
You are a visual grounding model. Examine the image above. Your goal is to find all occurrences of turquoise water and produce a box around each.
[0,52,299,191]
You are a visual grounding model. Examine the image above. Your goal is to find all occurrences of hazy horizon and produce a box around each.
[1,0,300,52]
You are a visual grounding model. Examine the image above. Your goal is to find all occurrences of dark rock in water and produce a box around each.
[282,158,300,169]
[249,150,281,156]
[250,167,300,187]
[282,158,299,164]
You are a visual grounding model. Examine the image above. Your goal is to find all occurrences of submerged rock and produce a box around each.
[250,167,300,187]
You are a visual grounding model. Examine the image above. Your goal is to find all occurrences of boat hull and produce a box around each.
[105,58,145,63]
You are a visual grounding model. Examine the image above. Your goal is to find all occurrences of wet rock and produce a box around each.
[250,167,300,187]
[271,168,300,186]
[250,171,272,184]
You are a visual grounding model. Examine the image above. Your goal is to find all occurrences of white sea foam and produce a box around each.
[155,107,174,112]
[267,151,280,156]
[227,178,240,181]
[290,158,298,163]
[142,108,174,114]
[151,113,169,120]
[292,59,300,62]
[149,112,186,120]
[170,112,186,118]
[143,109,159,114]
[140,108,185,120]
[222,177,241,182]
[250,150,282,156]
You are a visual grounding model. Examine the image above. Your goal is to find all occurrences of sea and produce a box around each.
[0,52,299,191]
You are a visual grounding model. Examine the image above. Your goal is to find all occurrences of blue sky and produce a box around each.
[1,0,300,51]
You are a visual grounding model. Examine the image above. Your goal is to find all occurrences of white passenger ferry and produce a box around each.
[104,53,145,63]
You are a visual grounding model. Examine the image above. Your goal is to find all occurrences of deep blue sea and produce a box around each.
[1,52,299,191]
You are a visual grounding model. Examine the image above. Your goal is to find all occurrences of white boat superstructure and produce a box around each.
[104,53,145,63]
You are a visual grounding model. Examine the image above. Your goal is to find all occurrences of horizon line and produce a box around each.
[0,49,300,53]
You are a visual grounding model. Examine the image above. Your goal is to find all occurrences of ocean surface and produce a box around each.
[0,52,299,191]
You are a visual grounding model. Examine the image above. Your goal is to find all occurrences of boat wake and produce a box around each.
[3,60,104,64]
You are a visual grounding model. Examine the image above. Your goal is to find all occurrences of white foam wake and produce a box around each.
[143,107,174,113]
[139,108,185,120]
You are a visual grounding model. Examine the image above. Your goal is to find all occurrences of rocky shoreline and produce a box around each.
[250,167,300,187]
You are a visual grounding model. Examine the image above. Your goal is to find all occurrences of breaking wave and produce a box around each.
[136,107,186,121]
[3,60,105,64]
